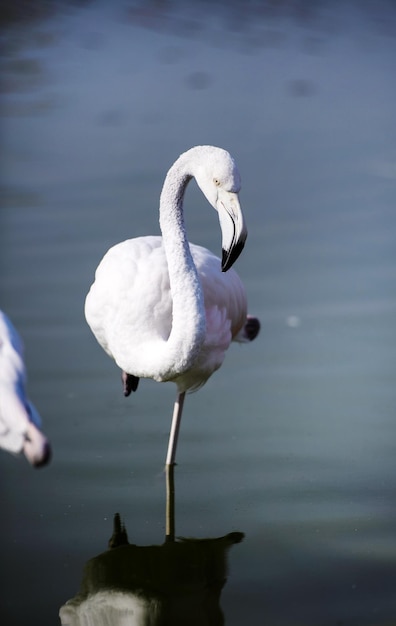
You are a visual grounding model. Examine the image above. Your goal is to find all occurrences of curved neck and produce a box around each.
[158,158,206,376]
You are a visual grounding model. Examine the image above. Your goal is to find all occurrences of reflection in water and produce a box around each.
[59,466,244,625]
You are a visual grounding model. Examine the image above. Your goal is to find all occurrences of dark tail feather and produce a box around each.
[244,316,260,341]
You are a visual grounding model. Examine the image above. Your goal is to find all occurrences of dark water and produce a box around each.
[1,1,396,624]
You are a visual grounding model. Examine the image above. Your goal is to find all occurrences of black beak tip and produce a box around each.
[33,442,52,468]
[221,240,245,272]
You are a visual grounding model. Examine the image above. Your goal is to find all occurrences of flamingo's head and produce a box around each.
[187,145,248,272]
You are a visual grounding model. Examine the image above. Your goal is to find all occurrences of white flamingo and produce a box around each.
[0,310,51,467]
[85,146,259,465]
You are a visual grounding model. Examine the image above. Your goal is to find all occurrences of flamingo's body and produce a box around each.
[86,236,250,393]
[0,310,51,467]
[85,146,259,464]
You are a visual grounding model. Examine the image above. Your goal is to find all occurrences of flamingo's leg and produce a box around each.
[165,463,175,542]
[165,392,186,466]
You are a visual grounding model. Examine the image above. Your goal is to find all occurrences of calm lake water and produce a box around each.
[1,1,396,624]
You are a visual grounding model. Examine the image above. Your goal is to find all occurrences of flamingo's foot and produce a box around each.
[121,371,140,396]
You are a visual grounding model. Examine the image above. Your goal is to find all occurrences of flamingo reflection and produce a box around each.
[60,466,243,625]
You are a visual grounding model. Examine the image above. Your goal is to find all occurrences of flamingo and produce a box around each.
[85,145,259,465]
[0,310,51,467]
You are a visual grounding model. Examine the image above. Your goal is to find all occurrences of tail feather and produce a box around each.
[234,315,260,343]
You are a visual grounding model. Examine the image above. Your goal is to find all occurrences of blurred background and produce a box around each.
[1,1,395,624]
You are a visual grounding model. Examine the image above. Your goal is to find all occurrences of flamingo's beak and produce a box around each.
[217,190,247,272]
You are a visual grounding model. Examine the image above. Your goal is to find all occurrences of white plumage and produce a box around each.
[0,310,51,467]
[85,146,259,464]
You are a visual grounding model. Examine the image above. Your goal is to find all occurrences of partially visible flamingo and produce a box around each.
[0,310,51,467]
[85,145,259,465]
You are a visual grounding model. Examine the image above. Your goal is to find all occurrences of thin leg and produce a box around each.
[165,463,175,542]
[165,391,186,466]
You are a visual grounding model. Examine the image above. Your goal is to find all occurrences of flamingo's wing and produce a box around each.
[85,236,173,376]
[191,243,247,341]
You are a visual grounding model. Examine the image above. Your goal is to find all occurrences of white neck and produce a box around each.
[157,154,206,377]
